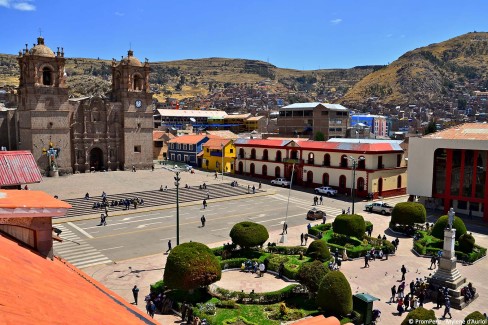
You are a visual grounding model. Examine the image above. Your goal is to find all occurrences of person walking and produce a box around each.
[166,240,172,253]
[99,213,107,226]
[430,255,437,269]
[390,285,397,303]
[282,222,288,234]
[201,215,206,227]
[347,207,350,214]
[258,182,262,189]
[202,199,207,209]
[214,171,218,179]
[132,285,140,305]
[319,195,323,205]
[252,185,255,194]
[300,233,304,246]
[409,280,415,295]
[442,298,452,319]
[304,233,308,245]
[400,265,407,281]
[322,213,327,224]
[149,301,156,318]
[364,253,370,268]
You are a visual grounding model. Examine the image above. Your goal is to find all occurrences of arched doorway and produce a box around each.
[307,171,313,184]
[250,163,255,176]
[262,165,268,176]
[378,178,383,196]
[90,148,104,171]
[339,175,347,193]
[238,161,243,174]
[275,166,281,178]
[322,173,329,186]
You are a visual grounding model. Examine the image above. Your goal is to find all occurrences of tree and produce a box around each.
[306,240,331,262]
[229,221,269,249]
[163,242,221,291]
[424,121,437,135]
[458,233,476,253]
[332,214,366,239]
[317,271,352,316]
[431,215,467,240]
[297,260,328,294]
[314,131,325,141]
[391,202,426,226]
[401,307,437,325]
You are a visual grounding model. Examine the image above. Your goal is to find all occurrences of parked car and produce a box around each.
[314,186,338,196]
[270,178,291,187]
[365,201,394,215]
[307,208,326,220]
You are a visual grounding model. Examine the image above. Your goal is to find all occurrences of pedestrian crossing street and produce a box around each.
[272,194,344,217]
[53,224,112,269]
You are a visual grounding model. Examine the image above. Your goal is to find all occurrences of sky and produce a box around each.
[2,0,488,70]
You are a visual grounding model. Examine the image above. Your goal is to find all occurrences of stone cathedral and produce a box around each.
[14,36,153,174]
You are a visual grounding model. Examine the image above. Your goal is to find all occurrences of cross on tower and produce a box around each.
[38,28,42,37]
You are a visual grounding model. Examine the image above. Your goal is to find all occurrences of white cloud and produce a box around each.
[13,2,35,11]
[0,0,36,11]
[115,11,124,16]
[330,18,342,25]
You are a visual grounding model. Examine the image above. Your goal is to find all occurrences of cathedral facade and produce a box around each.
[14,37,153,174]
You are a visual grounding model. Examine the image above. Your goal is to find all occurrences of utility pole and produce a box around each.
[174,171,181,245]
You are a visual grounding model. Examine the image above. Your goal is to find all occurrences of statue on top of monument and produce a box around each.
[43,142,61,172]
[448,207,455,230]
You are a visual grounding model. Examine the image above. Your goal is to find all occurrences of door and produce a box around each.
[378,178,383,196]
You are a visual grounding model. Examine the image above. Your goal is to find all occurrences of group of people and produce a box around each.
[391,276,430,316]
[312,195,323,205]
[241,260,266,277]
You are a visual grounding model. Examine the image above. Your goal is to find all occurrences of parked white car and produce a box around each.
[270,178,291,187]
[314,186,338,196]
[365,201,394,215]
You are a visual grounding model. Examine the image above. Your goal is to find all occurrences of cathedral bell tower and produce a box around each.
[17,37,72,174]
[111,50,153,170]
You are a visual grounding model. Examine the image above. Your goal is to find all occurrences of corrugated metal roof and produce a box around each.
[157,108,227,118]
[281,102,348,111]
[0,151,42,187]
[423,122,488,140]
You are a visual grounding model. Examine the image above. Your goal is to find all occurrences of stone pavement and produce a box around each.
[213,269,295,293]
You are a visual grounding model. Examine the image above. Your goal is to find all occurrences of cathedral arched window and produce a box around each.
[42,67,53,86]
[133,74,143,91]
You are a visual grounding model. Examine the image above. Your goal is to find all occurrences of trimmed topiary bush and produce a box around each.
[229,221,269,249]
[332,214,366,239]
[431,215,467,240]
[163,242,221,290]
[317,271,352,316]
[306,240,331,261]
[401,307,437,325]
[297,260,329,294]
[391,202,426,225]
[459,233,476,253]
[464,311,488,325]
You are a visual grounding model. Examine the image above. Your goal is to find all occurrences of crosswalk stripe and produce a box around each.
[62,251,102,260]
[74,257,112,268]
[55,247,96,255]
[75,260,112,269]
[69,254,108,263]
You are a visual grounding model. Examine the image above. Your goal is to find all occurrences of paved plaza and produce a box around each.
[32,169,488,324]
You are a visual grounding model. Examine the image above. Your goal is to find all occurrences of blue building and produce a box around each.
[167,134,210,166]
[350,114,388,137]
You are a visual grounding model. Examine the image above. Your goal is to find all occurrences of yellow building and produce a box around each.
[202,138,236,174]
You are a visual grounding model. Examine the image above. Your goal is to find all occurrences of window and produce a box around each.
[206,148,209,152]
[276,151,282,162]
[323,154,330,166]
[321,111,329,116]
[340,155,348,168]
[177,154,181,161]
[183,144,187,150]
[339,175,347,190]
[184,155,189,162]
[262,165,267,176]
[378,156,383,169]
[230,149,234,153]
[323,173,329,186]
[275,166,281,178]
[251,149,256,159]
[171,154,175,160]
[239,148,245,158]
[303,110,313,116]
[134,145,141,153]
[155,142,163,148]
[230,164,233,170]
[250,163,255,175]
[133,74,142,91]
[42,67,52,86]
[290,150,298,160]
[189,145,193,150]
[307,171,313,183]
[397,175,402,189]
[357,177,365,192]
[263,149,269,161]
[358,156,366,169]
[397,154,402,167]
[307,152,314,165]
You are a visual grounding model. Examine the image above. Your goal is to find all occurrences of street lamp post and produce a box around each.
[348,156,365,215]
[280,163,295,243]
[221,143,224,181]
[174,170,181,245]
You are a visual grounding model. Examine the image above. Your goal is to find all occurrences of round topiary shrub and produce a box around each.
[163,242,221,291]
[297,260,329,294]
[229,221,269,249]
[459,233,476,253]
[306,240,331,261]
[401,307,437,325]
[317,271,352,316]
[332,214,366,239]
[391,202,426,225]
[464,311,487,324]
[431,215,467,240]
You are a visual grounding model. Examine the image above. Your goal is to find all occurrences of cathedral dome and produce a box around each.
[29,37,55,58]
[119,50,142,67]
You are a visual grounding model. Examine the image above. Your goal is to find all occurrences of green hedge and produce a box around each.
[150,280,165,294]
[317,271,352,317]
[464,311,488,325]
[212,284,299,304]
[401,307,437,325]
[431,215,467,240]
[265,255,301,279]
[459,233,476,253]
[220,257,248,269]
[413,235,486,263]
[391,202,426,225]
[332,214,366,239]
[267,245,308,255]
[230,222,269,249]
[306,240,331,261]
[308,223,332,237]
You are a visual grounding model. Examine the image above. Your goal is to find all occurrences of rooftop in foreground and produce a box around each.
[423,123,488,140]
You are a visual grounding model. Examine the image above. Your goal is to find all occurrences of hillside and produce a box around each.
[342,32,488,109]
[0,53,376,103]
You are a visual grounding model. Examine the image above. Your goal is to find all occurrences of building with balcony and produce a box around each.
[235,138,407,198]
[202,138,236,174]
[167,134,210,166]
[277,102,349,139]
[408,123,488,223]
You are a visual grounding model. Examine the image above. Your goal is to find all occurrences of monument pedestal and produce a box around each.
[427,228,475,309]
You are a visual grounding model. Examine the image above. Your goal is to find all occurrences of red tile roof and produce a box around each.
[153,130,165,141]
[168,134,208,145]
[423,123,488,140]
[202,138,232,150]
[0,190,71,212]
[0,233,158,325]
[0,151,42,187]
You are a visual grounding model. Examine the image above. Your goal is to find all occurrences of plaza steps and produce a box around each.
[61,183,260,218]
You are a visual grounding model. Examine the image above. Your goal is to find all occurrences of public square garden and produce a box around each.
[149,202,487,325]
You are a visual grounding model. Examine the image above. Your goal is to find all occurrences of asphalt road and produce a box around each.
[53,187,407,268]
